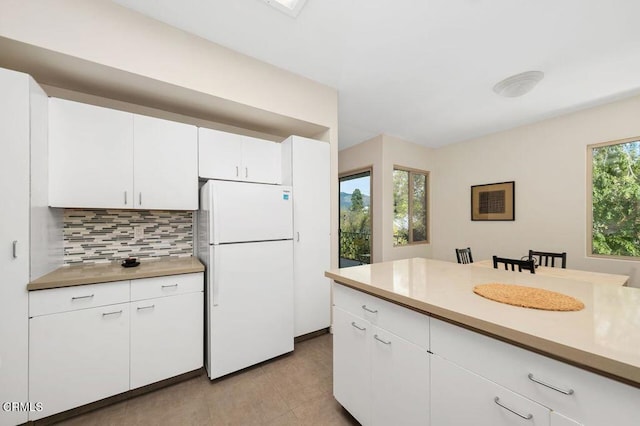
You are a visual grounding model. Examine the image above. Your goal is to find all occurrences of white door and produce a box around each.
[242,135,282,184]
[49,98,134,208]
[207,240,293,379]
[0,67,30,426]
[205,180,293,244]
[130,292,203,389]
[332,307,371,426]
[371,326,430,426]
[431,355,550,426]
[29,304,130,420]
[133,114,198,210]
[198,127,243,180]
[291,137,331,336]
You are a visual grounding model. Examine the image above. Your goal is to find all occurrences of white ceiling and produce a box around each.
[112,0,640,149]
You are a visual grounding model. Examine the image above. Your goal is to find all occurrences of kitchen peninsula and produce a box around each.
[326,258,640,425]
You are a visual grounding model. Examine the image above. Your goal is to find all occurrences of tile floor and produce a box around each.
[56,333,359,425]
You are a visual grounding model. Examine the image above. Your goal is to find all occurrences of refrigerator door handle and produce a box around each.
[212,249,220,306]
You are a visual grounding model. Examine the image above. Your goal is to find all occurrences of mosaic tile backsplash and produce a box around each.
[64,209,194,264]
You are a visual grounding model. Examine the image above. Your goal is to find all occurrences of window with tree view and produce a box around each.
[393,168,428,245]
[590,138,640,258]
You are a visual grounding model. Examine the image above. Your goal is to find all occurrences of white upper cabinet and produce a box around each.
[198,127,281,184]
[49,98,134,209]
[49,98,198,210]
[133,114,198,210]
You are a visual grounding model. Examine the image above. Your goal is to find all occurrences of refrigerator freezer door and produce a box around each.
[202,180,293,244]
[206,240,294,379]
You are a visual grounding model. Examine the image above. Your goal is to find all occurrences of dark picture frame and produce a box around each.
[471,181,515,221]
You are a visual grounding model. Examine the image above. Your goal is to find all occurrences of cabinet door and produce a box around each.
[550,412,582,426]
[29,303,130,420]
[291,137,330,336]
[0,67,30,426]
[134,114,198,210]
[431,355,550,426]
[371,326,429,426]
[332,306,371,426]
[49,98,133,208]
[130,292,203,389]
[242,136,282,184]
[198,128,243,180]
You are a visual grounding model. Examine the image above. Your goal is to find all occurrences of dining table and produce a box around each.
[470,259,629,286]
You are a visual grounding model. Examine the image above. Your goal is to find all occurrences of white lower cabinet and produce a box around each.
[332,283,430,426]
[29,303,130,420]
[29,272,204,420]
[130,291,203,389]
[431,355,550,426]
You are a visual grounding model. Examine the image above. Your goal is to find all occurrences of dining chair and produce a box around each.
[493,256,535,274]
[455,247,473,264]
[529,250,567,269]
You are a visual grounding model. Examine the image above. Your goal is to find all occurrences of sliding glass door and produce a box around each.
[339,170,372,267]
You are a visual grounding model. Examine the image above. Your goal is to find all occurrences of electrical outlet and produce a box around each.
[134,226,144,240]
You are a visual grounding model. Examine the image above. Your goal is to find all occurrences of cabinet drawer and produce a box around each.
[131,273,203,301]
[333,283,429,349]
[29,281,130,317]
[431,318,640,425]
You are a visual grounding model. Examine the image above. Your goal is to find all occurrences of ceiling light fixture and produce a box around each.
[262,0,308,17]
[493,71,544,97]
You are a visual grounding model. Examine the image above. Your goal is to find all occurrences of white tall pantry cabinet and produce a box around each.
[281,136,331,337]
[0,68,57,426]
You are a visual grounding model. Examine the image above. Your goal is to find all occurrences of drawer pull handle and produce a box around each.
[351,321,366,331]
[12,240,18,258]
[137,304,155,311]
[374,334,391,345]
[493,397,533,420]
[71,294,95,300]
[162,284,179,289]
[102,310,123,317]
[527,373,574,395]
[362,305,378,313]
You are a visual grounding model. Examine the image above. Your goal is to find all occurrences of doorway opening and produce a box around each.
[339,169,372,268]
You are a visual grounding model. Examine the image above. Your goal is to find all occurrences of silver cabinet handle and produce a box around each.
[137,304,155,311]
[162,284,178,289]
[362,305,378,313]
[12,240,17,258]
[245,167,248,178]
[528,373,574,395]
[493,397,533,420]
[297,232,300,242]
[124,191,128,205]
[236,166,239,177]
[351,321,366,331]
[102,310,123,317]
[71,294,95,300]
[139,192,142,205]
[374,334,391,345]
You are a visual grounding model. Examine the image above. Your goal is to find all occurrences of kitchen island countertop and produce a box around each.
[325,257,640,387]
[28,256,204,291]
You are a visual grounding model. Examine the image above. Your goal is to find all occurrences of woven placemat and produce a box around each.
[473,283,585,311]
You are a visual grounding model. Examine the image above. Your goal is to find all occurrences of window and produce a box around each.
[393,167,428,245]
[589,137,640,258]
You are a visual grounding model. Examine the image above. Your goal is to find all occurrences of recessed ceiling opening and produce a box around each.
[262,0,308,17]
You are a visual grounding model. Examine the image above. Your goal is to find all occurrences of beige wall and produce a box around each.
[0,0,340,267]
[339,135,435,263]
[432,94,640,288]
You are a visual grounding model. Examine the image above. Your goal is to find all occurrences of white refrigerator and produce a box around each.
[198,180,294,380]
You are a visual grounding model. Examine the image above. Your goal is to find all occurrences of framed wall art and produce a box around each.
[471,181,515,221]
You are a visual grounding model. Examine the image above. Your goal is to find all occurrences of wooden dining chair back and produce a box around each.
[492,256,535,274]
[529,250,567,269]
[455,247,473,264]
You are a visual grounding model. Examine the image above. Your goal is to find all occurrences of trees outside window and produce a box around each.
[393,167,428,246]
[590,138,640,258]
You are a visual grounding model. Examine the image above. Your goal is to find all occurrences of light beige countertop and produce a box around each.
[28,257,204,291]
[325,258,640,387]
[472,258,630,286]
